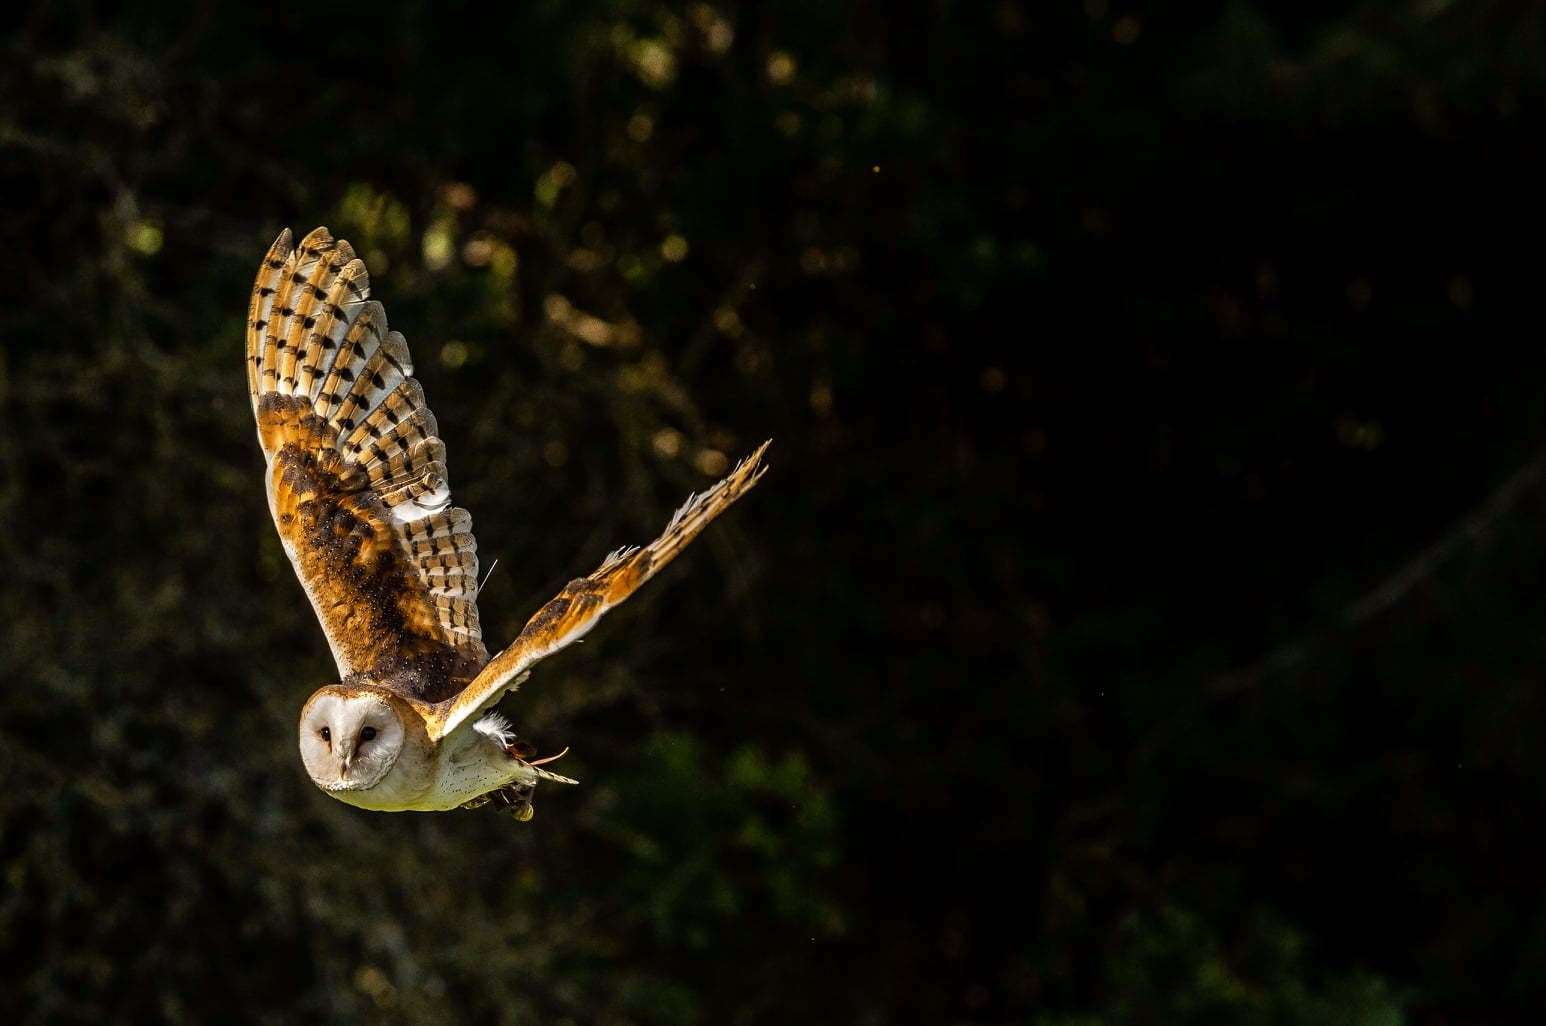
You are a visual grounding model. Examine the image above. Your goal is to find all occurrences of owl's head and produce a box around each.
[298,685,407,792]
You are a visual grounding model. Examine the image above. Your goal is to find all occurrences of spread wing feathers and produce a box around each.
[422,441,771,741]
[248,227,488,681]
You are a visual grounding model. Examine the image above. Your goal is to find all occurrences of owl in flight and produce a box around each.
[246,227,768,819]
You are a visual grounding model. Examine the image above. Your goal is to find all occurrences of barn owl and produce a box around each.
[246,226,768,818]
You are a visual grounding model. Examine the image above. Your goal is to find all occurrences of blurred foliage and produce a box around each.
[595,733,841,948]
[1040,906,1405,1026]
[6,0,1546,1023]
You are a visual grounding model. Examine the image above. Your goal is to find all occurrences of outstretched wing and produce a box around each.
[248,227,487,695]
[421,442,770,741]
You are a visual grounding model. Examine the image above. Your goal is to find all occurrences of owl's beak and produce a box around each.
[339,749,353,778]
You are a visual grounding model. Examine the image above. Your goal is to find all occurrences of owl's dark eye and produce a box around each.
[319,726,331,743]
[361,726,377,742]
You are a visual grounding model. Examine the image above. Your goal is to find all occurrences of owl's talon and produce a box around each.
[483,782,536,822]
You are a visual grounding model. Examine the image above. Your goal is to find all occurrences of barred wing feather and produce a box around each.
[247,227,487,690]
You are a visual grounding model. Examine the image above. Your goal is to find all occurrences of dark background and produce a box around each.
[4,2,1546,1023]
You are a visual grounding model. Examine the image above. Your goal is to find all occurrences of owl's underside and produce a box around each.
[247,226,768,815]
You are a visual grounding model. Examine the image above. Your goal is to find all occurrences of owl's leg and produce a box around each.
[458,716,576,817]
[460,783,532,818]
[489,781,537,822]
[483,743,572,821]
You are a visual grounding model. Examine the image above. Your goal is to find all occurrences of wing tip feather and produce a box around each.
[664,437,772,533]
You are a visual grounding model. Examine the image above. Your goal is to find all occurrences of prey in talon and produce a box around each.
[245,226,769,817]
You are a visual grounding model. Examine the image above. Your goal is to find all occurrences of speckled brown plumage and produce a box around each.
[249,227,486,702]
[260,393,481,700]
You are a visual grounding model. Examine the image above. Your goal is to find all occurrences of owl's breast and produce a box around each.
[326,737,439,812]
